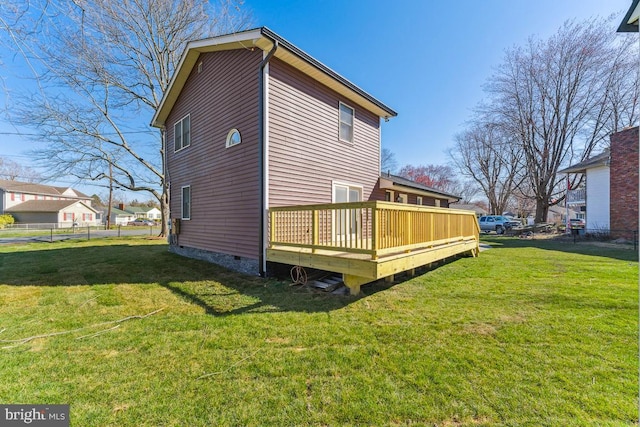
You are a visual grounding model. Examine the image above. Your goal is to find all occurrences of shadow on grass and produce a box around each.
[0,242,395,315]
[480,235,638,262]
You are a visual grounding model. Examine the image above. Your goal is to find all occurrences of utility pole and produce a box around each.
[106,161,113,230]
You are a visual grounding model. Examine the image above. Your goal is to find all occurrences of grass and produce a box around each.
[0,236,637,426]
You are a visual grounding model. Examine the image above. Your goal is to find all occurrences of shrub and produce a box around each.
[0,214,14,229]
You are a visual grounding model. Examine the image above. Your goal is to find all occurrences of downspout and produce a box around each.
[258,39,278,277]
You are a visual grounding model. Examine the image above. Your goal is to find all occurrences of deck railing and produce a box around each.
[269,201,480,259]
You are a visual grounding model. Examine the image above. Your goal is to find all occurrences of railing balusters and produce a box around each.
[268,201,479,259]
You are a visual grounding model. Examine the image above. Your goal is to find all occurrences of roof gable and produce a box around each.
[152,27,397,128]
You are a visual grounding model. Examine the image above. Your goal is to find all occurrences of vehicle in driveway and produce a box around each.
[569,218,585,229]
[478,215,516,234]
[127,218,155,226]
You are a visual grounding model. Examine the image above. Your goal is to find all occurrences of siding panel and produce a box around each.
[268,58,381,206]
[166,49,262,260]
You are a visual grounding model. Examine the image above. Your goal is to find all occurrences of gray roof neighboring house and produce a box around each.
[558,149,610,174]
[5,200,97,213]
[380,173,461,202]
[0,179,90,199]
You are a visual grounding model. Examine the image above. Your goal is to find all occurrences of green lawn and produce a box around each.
[0,236,636,426]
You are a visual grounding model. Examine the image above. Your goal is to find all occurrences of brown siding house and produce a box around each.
[152,27,402,275]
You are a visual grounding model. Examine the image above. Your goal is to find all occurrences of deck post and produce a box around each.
[269,210,275,246]
[312,209,319,253]
[372,205,379,260]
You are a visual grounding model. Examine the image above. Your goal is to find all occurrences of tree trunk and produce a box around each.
[534,198,549,224]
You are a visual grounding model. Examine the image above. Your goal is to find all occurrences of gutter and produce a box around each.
[258,39,278,277]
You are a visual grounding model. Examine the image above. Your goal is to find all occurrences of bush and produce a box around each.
[0,214,14,228]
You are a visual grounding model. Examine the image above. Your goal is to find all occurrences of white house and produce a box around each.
[0,179,99,227]
[559,150,610,231]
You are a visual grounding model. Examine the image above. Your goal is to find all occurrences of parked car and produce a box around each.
[569,218,585,229]
[478,215,515,234]
[127,218,155,226]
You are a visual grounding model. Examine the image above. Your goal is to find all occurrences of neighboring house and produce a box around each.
[373,173,459,207]
[121,205,160,220]
[107,207,136,226]
[559,127,639,237]
[559,149,610,231]
[151,27,473,282]
[5,200,98,227]
[0,179,97,227]
[107,204,161,225]
[144,207,162,220]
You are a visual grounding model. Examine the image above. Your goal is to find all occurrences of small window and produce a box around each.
[385,191,393,202]
[416,196,423,205]
[181,185,191,220]
[174,114,191,151]
[226,128,242,148]
[339,102,354,143]
[83,213,93,221]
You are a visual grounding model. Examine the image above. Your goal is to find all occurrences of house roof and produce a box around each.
[0,179,90,199]
[5,200,97,213]
[558,149,610,174]
[124,206,148,213]
[152,27,397,128]
[618,0,640,32]
[109,207,134,216]
[379,173,461,202]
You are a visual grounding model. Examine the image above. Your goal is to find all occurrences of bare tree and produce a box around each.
[0,157,42,182]
[397,163,463,196]
[381,147,398,174]
[450,121,524,215]
[482,18,638,222]
[0,0,252,236]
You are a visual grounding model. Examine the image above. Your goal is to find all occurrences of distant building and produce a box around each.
[0,179,98,227]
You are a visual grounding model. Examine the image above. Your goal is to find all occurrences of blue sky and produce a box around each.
[247,0,631,168]
[0,0,631,195]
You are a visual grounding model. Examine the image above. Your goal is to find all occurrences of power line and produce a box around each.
[0,130,157,136]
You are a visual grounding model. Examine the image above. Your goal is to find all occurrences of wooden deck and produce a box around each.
[267,201,480,294]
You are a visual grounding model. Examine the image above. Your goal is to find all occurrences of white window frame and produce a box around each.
[226,128,242,148]
[416,196,423,205]
[174,114,191,152]
[181,185,191,220]
[338,102,354,144]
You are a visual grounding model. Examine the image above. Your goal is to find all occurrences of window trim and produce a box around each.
[174,114,191,152]
[181,185,191,220]
[338,102,354,144]
[226,128,242,148]
[416,196,423,205]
